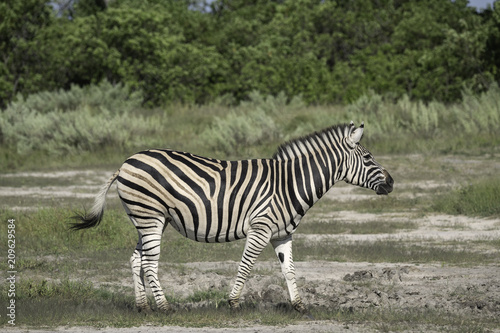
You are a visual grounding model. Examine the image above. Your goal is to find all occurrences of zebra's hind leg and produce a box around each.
[271,235,314,319]
[130,245,149,312]
[140,222,171,313]
[128,212,171,313]
[228,226,272,309]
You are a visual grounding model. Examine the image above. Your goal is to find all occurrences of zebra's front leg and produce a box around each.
[271,235,313,318]
[228,226,271,309]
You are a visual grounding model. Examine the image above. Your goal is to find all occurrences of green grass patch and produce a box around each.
[0,208,136,256]
[1,207,494,267]
[15,279,97,300]
[0,147,128,173]
[312,176,500,218]
[185,289,228,305]
[312,195,429,214]
[432,178,500,216]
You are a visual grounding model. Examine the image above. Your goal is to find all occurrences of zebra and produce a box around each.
[71,121,393,316]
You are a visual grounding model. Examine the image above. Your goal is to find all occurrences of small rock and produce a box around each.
[261,284,287,302]
[343,270,374,282]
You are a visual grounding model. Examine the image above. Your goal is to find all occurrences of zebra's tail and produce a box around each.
[70,169,120,230]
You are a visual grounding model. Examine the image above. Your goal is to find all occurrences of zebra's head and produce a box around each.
[343,122,394,195]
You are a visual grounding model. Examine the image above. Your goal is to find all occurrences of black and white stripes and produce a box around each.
[72,122,393,315]
[119,150,276,243]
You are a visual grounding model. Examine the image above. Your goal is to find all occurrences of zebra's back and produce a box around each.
[117,149,276,243]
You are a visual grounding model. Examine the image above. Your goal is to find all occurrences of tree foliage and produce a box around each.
[1,0,500,107]
[0,0,54,107]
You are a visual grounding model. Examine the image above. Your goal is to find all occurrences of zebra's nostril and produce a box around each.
[383,170,394,187]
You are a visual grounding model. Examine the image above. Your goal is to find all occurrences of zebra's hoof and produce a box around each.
[228,298,240,310]
[293,301,314,319]
[157,304,174,314]
[137,305,152,313]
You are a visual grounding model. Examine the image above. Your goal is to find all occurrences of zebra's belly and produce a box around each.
[166,206,251,243]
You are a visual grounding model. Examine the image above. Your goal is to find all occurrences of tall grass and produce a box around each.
[431,178,500,216]
[197,84,500,157]
[198,108,280,157]
[1,82,499,171]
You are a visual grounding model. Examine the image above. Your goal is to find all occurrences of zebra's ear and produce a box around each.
[349,122,364,144]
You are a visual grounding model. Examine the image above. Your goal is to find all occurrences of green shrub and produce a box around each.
[0,106,163,155]
[198,109,280,157]
[198,91,296,157]
[0,81,161,156]
[1,83,500,170]
[6,80,142,114]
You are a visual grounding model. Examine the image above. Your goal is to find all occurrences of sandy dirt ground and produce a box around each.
[3,322,371,333]
[1,155,500,332]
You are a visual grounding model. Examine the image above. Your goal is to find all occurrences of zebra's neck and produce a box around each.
[273,125,350,218]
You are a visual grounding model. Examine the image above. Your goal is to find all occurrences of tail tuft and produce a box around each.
[70,209,104,230]
[69,169,120,231]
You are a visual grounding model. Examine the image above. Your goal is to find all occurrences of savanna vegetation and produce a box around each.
[1,0,500,172]
[1,80,499,171]
[1,0,500,331]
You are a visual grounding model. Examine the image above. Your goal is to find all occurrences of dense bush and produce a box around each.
[2,0,500,107]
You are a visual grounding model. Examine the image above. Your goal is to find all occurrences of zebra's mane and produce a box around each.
[272,123,351,161]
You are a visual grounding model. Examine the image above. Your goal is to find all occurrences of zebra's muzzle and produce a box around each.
[376,170,394,195]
